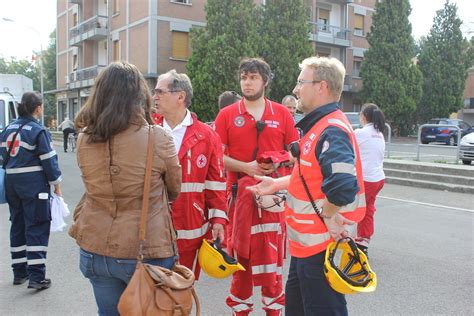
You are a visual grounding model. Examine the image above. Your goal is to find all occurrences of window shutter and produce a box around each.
[172,31,189,59]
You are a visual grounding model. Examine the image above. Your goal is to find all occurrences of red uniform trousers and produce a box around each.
[225,179,285,316]
[356,180,384,247]
[226,256,284,316]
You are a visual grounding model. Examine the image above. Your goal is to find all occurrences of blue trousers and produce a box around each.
[7,174,51,282]
[285,252,348,316]
[79,248,175,316]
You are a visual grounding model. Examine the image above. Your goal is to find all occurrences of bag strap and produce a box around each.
[137,126,155,260]
[3,121,29,168]
[160,286,201,316]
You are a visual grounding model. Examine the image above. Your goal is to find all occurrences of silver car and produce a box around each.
[459,132,474,165]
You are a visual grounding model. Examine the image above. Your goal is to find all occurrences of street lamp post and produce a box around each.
[2,17,45,126]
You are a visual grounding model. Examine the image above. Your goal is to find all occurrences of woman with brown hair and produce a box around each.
[69,62,181,315]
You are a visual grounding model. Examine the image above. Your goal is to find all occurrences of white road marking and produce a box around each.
[379,196,474,213]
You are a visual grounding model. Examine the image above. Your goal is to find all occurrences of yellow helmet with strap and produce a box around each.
[324,237,377,294]
[198,238,245,279]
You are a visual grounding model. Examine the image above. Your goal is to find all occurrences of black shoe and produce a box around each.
[13,276,29,285]
[64,150,67,153]
[28,278,51,290]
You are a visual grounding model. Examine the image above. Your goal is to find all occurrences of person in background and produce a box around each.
[281,95,297,117]
[153,69,227,280]
[69,62,182,315]
[247,56,366,315]
[218,91,242,110]
[0,91,62,290]
[58,117,76,152]
[214,57,299,316]
[354,103,386,256]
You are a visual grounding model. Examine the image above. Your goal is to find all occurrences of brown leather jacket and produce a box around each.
[69,123,182,259]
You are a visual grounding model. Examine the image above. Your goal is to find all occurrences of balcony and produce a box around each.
[69,65,106,89]
[308,22,351,47]
[69,15,108,46]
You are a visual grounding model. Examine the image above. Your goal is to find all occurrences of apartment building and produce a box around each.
[458,67,474,124]
[55,0,376,120]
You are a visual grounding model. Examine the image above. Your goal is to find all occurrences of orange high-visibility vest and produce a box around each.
[285,110,366,258]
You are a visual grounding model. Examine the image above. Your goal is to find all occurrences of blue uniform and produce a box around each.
[0,115,61,282]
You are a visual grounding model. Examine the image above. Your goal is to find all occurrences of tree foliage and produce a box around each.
[417,1,468,122]
[360,0,422,136]
[186,0,260,121]
[187,0,312,121]
[0,30,56,126]
[259,0,313,103]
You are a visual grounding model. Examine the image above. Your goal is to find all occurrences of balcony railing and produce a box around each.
[308,21,351,41]
[69,15,108,46]
[69,65,106,89]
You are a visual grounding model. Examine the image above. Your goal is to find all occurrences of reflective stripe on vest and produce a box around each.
[176,222,210,240]
[285,109,366,258]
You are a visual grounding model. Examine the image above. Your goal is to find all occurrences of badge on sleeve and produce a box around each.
[234,116,245,127]
[321,140,330,153]
[196,154,207,168]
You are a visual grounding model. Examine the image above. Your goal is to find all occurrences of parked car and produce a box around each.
[344,112,360,130]
[459,132,474,165]
[420,118,474,146]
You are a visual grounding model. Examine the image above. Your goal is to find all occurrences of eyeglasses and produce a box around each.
[153,88,180,96]
[295,79,321,87]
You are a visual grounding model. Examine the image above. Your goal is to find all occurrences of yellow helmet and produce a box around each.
[198,238,245,279]
[324,237,377,294]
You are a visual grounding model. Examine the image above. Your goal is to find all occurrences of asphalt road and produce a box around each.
[0,144,473,315]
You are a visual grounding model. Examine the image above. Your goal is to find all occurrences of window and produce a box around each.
[171,31,189,60]
[72,13,78,26]
[353,60,362,77]
[171,0,191,4]
[354,14,364,36]
[113,40,120,61]
[72,54,78,71]
[318,9,330,31]
[113,0,120,14]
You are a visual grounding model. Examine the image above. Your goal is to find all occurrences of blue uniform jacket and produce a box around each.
[0,115,61,184]
[295,102,359,206]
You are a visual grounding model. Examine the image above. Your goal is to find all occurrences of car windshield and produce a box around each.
[345,113,359,125]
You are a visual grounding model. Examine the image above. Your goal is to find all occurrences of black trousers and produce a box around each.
[285,252,348,316]
[63,128,75,151]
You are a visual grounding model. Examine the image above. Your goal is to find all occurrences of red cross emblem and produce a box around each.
[6,133,21,157]
[196,154,207,168]
[302,140,312,155]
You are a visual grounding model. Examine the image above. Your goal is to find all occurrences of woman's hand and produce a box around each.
[54,184,62,197]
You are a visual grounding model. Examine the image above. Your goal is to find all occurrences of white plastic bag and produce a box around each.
[50,193,70,232]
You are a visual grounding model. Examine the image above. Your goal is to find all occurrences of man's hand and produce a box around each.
[245,161,263,176]
[323,213,354,241]
[211,223,225,242]
[258,162,279,175]
[246,175,278,195]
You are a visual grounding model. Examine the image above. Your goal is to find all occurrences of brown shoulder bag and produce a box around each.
[118,126,200,316]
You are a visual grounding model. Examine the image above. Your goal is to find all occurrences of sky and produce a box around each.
[0,0,472,60]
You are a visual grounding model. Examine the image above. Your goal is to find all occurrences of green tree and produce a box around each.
[417,1,467,122]
[360,0,422,136]
[259,0,313,102]
[42,30,57,125]
[187,0,260,121]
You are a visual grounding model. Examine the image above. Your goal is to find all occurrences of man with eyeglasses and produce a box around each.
[214,58,299,316]
[153,69,227,280]
[247,57,366,315]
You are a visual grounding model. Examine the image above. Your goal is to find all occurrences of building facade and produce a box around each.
[458,67,474,124]
[55,0,376,121]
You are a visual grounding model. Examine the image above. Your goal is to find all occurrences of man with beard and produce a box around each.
[214,58,299,316]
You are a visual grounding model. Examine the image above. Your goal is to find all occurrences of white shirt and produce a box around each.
[354,123,385,182]
[163,110,192,153]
